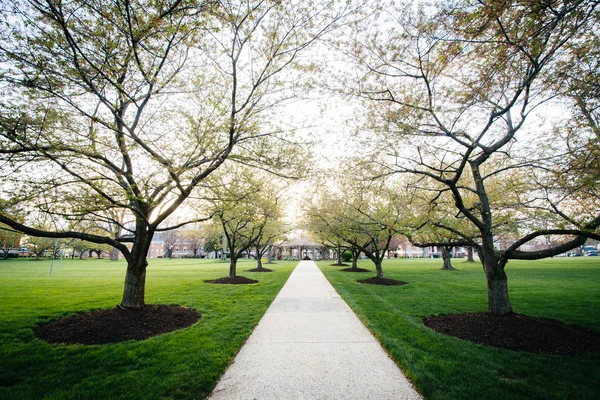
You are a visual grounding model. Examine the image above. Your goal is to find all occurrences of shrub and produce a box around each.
[341,251,352,262]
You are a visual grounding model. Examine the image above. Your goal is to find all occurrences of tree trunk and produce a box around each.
[229,256,238,279]
[375,260,384,278]
[121,256,148,308]
[441,246,457,270]
[466,247,474,262]
[337,246,342,265]
[486,269,512,315]
[351,248,360,270]
[482,254,512,315]
[120,227,152,308]
[255,247,264,270]
[266,246,274,264]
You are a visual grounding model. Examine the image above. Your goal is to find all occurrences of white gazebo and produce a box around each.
[276,237,323,260]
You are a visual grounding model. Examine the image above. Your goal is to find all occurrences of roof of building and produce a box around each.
[276,237,321,248]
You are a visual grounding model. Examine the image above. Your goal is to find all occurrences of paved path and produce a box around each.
[208,261,422,400]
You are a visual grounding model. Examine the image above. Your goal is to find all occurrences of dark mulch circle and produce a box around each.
[204,276,258,284]
[340,267,371,273]
[34,305,201,345]
[330,263,349,267]
[423,312,600,355]
[357,277,408,286]
[246,268,273,272]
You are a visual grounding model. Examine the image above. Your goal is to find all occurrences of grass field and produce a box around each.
[3,256,599,399]
[0,257,296,399]
[318,257,600,400]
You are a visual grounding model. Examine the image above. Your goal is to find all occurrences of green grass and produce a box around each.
[318,257,600,400]
[0,257,296,399]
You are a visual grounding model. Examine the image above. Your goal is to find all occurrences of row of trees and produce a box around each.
[151,166,289,276]
[1,1,599,319]
[304,169,411,278]
[313,0,600,315]
[204,167,289,278]
[0,0,348,306]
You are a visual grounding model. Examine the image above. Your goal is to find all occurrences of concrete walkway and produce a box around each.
[208,260,422,400]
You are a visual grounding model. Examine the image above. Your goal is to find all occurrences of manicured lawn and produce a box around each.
[0,257,296,399]
[318,257,600,400]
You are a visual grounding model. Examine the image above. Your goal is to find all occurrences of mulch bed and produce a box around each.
[340,267,371,273]
[423,312,600,355]
[357,277,408,286]
[246,268,273,272]
[34,305,201,345]
[330,263,349,267]
[204,276,258,284]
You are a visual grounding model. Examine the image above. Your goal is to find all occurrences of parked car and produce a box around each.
[584,250,599,256]
[568,252,583,257]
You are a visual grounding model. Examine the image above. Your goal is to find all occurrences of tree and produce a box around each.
[0,0,343,307]
[25,236,56,261]
[71,240,92,260]
[91,245,112,258]
[182,228,205,257]
[209,166,282,279]
[387,236,404,257]
[252,218,288,270]
[202,224,224,258]
[349,0,600,314]
[162,229,178,260]
[66,222,116,259]
[305,169,409,278]
[339,179,407,279]
[0,223,21,259]
[305,201,366,269]
[404,184,485,271]
[21,215,62,260]
[465,247,475,262]
[304,194,352,266]
[410,227,461,271]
